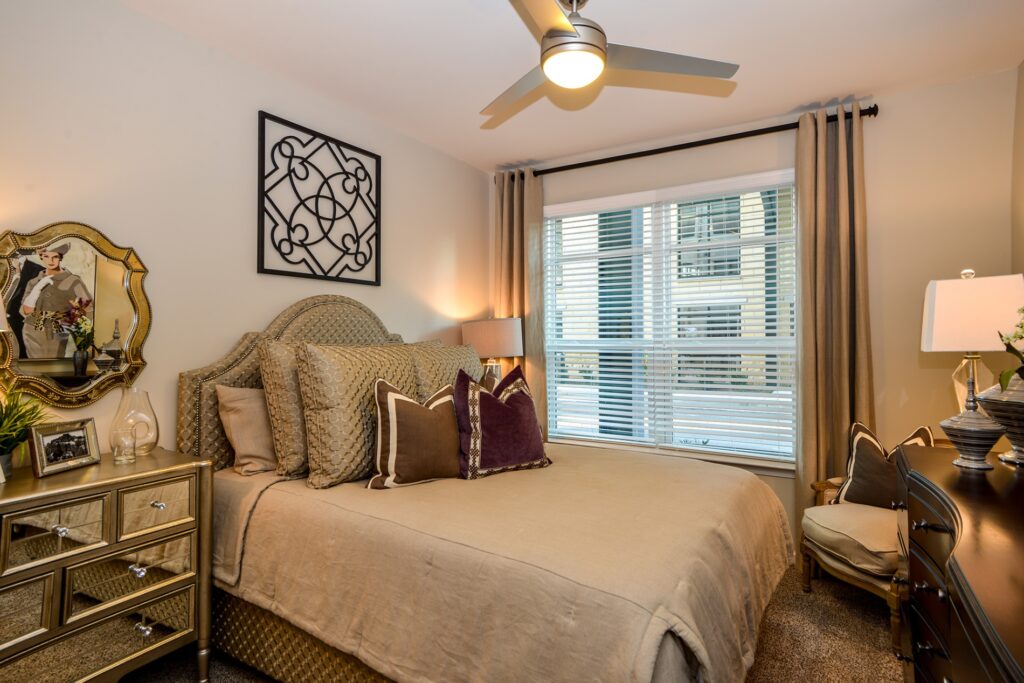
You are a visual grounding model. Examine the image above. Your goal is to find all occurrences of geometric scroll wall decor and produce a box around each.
[258,111,381,285]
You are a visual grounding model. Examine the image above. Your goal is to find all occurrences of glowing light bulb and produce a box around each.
[542,49,605,89]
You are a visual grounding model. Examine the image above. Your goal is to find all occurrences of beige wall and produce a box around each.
[1013,61,1024,273]
[541,70,1018,536]
[0,1,490,451]
[865,70,1016,444]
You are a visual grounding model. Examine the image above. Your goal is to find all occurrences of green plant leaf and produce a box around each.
[1001,368,1017,392]
[1003,335,1024,363]
[0,391,50,454]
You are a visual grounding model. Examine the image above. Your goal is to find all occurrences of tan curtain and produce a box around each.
[796,106,876,512]
[493,168,547,434]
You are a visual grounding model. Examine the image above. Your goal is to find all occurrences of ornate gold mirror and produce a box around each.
[0,222,150,407]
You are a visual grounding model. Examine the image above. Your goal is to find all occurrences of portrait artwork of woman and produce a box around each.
[19,243,94,358]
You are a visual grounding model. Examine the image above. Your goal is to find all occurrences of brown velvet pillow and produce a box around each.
[368,380,461,489]
[215,385,277,476]
[453,366,550,480]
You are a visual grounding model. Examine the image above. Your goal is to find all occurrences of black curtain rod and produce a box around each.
[534,104,879,177]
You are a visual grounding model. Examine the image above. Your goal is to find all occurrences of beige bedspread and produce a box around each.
[215,447,792,683]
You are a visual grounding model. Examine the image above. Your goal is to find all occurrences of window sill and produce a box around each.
[546,437,796,478]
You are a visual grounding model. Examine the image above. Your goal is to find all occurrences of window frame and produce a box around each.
[542,169,798,470]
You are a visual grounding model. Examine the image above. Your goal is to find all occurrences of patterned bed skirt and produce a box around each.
[212,589,389,682]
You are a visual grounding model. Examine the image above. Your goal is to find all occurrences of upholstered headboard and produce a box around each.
[176,295,402,470]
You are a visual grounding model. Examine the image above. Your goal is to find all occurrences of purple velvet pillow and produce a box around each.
[453,366,550,479]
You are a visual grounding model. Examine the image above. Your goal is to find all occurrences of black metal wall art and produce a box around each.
[258,111,381,285]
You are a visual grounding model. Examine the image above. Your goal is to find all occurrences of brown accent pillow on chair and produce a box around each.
[833,422,933,508]
[297,343,419,489]
[215,385,277,476]
[368,380,461,489]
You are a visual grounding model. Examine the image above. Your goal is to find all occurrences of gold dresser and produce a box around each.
[0,448,212,682]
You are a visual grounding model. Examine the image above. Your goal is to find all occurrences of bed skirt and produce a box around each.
[212,589,389,683]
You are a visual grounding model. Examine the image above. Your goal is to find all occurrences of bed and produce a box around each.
[176,295,793,683]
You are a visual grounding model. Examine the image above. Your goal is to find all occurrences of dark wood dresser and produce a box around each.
[896,445,1024,682]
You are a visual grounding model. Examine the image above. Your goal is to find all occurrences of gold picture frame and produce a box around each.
[0,221,151,408]
[29,418,101,477]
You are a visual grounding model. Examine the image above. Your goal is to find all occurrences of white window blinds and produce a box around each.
[543,171,797,462]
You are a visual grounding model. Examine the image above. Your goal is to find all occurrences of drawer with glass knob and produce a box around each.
[117,475,194,541]
[0,573,53,655]
[63,531,195,623]
[1,495,108,575]
[0,586,194,682]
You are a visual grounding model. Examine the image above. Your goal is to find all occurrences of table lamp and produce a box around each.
[921,270,1024,469]
[461,318,524,386]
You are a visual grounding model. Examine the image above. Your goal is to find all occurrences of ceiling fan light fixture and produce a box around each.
[540,12,607,89]
[542,46,605,89]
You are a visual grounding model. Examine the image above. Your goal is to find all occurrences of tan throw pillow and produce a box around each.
[258,341,310,477]
[215,385,277,476]
[369,380,460,489]
[298,343,418,488]
[407,344,484,401]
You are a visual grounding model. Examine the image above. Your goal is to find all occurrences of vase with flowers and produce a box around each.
[977,306,1024,465]
[34,298,94,376]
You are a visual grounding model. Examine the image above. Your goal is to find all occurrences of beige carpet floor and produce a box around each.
[123,567,902,682]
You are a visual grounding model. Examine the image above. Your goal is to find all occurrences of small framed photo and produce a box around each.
[30,418,101,478]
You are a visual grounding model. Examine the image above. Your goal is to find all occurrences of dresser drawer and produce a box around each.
[910,604,952,683]
[1,495,108,575]
[64,532,194,623]
[909,544,950,649]
[117,476,194,541]
[0,574,52,654]
[0,586,193,682]
[908,487,955,569]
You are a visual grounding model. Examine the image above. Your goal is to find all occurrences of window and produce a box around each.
[676,197,741,279]
[543,171,797,462]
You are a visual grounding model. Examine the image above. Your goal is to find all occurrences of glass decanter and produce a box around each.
[109,387,159,456]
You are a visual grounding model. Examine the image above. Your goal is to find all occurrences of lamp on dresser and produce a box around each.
[921,270,1024,469]
[461,317,523,386]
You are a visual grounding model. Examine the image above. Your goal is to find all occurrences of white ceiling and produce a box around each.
[122,0,1024,172]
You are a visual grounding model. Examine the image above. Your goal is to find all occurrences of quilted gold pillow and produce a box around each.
[259,339,440,477]
[298,343,419,488]
[258,341,311,477]
[406,344,483,401]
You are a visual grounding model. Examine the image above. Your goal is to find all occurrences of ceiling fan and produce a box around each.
[481,0,739,126]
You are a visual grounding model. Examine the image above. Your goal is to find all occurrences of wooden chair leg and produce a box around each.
[887,586,902,655]
[801,547,812,593]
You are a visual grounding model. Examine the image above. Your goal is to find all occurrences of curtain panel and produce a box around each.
[493,168,547,434]
[796,106,876,512]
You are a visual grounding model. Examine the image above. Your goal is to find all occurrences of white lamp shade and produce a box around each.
[461,318,524,359]
[921,274,1024,352]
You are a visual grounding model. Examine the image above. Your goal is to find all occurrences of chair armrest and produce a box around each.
[811,477,845,506]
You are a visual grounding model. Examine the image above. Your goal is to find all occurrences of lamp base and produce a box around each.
[481,360,501,391]
[952,456,996,471]
[940,408,1002,471]
[997,447,1024,466]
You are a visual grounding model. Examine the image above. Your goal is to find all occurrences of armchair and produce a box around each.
[800,476,902,653]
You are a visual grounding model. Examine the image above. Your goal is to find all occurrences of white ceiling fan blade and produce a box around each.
[510,0,576,44]
[607,44,739,80]
[480,66,547,117]
[604,68,737,98]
